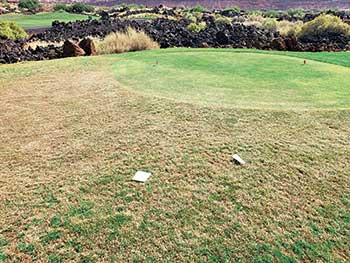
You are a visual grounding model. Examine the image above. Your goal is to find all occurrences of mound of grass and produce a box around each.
[95,28,159,55]
[0,11,96,29]
[112,49,350,110]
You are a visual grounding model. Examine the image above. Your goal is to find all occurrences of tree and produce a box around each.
[71,3,94,14]
[18,0,40,12]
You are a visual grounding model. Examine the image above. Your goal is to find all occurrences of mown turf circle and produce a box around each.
[113,49,350,110]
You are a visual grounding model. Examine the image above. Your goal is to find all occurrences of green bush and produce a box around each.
[54,3,95,13]
[287,8,305,18]
[18,0,40,12]
[214,14,232,25]
[187,21,206,33]
[18,0,40,11]
[189,5,207,13]
[298,14,350,39]
[0,21,28,40]
[246,10,262,16]
[183,12,197,23]
[278,20,303,36]
[114,3,145,9]
[224,5,240,12]
[262,18,278,31]
[264,10,279,18]
[53,3,72,12]
[71,3,94,14]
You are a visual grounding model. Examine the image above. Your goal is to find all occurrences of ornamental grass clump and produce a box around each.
[95,28,159,55]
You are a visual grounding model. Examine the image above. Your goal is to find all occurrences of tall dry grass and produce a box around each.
[242,15,303,36]
[95,28,159,55]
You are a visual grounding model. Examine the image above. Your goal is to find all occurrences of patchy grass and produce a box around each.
[0,50,349,262]
[0,11,96,29]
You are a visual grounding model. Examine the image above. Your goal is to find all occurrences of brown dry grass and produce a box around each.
[95,28,159,55]
[0,55,349,262]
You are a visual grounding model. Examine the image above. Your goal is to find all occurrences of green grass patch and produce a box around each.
[0,11,96,29]
[112,48,350,110]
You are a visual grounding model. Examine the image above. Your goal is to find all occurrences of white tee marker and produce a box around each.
[132,171,152,182]
[232,154,246,165]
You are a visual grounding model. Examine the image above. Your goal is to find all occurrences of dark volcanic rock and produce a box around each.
[216,31,229,45]
[0,38,26,64]
[0,38,62,64]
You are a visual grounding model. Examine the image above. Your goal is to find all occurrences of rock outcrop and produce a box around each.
[79,38,97,56]
[62,40,86,57]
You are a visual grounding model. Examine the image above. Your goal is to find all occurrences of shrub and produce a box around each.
[287,8,305,19]
[278,20,303,36]
[0,21,28,40]
[18,0,40,11]
[214,14,232,25]
[298,14,350,39]
[232,16,246,23]
[264,10,279,18]
[187,21,206,33]
[95,28,159,55]
[115,3,145,9]
[193,11,203,20]
[261,18,278,31]
[246,14,264,23]
[71,3,94,14]
[126,13,172,20]
[53,3,71,12]
[246,10,263,16]
[183,12,197,23]
[126,3,144,9]
[243,15,302,36]
[224,5,240,12]
[189,5,207,13]
[243,14,264,27]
